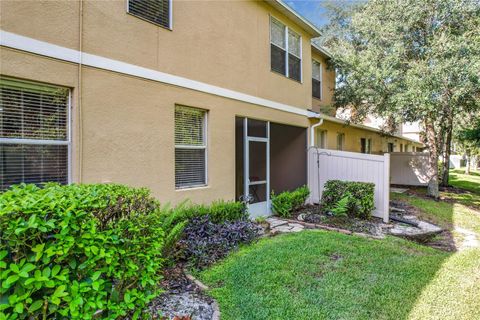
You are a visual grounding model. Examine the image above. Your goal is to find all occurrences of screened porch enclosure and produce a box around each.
[235,117,307,217]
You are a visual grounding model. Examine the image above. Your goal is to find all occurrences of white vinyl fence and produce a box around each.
[390,152,430,186]
[307,148,390,222]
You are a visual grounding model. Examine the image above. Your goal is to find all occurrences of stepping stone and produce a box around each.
[389,220,443,242]
[391,188,408,193]
[266,218,288,228]
[391,207,406,213]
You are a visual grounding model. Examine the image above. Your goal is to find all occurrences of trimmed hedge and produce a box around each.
[169,200,247,225]
[271,186,310,218]
[321,180,375,219]
[0,183,165,319]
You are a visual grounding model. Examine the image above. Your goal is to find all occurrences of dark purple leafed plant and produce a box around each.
[179,215,261,268]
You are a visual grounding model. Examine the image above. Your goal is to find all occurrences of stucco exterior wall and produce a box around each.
[0,0,315,109]
[313,119,422,154]
[311,50,335,115]
[0,47,309,205]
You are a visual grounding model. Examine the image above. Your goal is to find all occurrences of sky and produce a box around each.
[284,0,331,28]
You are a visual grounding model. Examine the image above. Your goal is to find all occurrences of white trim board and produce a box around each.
[0,30,310,117]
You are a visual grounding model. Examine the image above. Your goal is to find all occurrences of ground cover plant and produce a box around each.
[178,215,261,269]
[0,183,166,319]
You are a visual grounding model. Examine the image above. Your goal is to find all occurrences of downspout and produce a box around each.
[310,118,324,147]
[309,117,324,203]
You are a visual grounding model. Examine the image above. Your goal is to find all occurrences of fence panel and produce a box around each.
[308,148,390,222]
[390,152,430,186]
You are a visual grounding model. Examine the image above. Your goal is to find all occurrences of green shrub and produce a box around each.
[271,186,310,218]
[0,183,165,319]
[321,180,375,219]
[170,200,247,225]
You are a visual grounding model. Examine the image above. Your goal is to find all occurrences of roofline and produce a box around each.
[312,42,332,58]
[307,111,424,145]
[265,0,322,37]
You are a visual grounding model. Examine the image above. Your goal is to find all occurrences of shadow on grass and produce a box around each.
[199,188,480,320]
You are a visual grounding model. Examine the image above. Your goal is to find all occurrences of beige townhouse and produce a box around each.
[0,0,420,216]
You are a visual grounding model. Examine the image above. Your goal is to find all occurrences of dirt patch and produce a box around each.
[145,265,218,320]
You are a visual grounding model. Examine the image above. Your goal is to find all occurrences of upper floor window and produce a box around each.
[0,77,70,191]
[270,17,302,82]
[175,105,207,189]
[127,0,172,29]
[312,60,322,99]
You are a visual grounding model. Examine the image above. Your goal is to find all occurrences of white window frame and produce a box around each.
[174,106,208,189]
[269,15,302,82]
[126,0,173,30]
[312,59,323,100]
[0,78,72,186]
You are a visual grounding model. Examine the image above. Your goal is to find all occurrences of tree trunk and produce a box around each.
[441,123,453,186]
[465,150,471,175]
[425,121,440,198]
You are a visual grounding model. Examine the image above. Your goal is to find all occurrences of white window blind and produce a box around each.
[312,60,322,99]
[0,77,70,191]
[175,105,207,188]
[128,0,172,29]
[270,17,302,81]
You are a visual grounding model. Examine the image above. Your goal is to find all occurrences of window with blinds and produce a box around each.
[336,133,345,151]
[0,77,70,191]
[270,17,302,82]
[127,0,171,29]
[312,60,322,99]
[175,105,207,189]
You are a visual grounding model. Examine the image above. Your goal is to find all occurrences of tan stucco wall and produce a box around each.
[311,50,336,115]
[1,0,315,109]
[0,47,309,205]
[312,119,422,154]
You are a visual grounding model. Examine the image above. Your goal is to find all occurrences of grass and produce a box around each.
[198,232,480,320]
[197,170,480,320]
[449,169,480,193]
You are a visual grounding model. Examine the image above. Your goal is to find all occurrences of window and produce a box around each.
[387,142,394,153]
[360,138,372,154]
[127,0,172,29]
[336,133,345,151]
[270,17,302,82]
[175,105,207,189]
[400,143,404,152]
[0,77,70,191]
[316,129,327,149]
[312,60,322,99]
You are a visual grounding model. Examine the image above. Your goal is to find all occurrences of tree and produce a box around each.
[456,119,480,174]
[320,0,480,197]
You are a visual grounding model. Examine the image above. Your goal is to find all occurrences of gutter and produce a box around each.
[307,111,423,146]
[310,118,324,147]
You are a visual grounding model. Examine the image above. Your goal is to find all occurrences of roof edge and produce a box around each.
[308,111,424,145]
[312,42,332,58]
[266,0,322,37]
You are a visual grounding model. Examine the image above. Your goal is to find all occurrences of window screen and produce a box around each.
[270,17,301,81]
[312,60,322,99]
[175,105,207,188]
[0,78,70,191]
[128,0,171,29]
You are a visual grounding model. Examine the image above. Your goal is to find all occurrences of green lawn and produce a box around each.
[197,170,480,320]
[449,169,480,193]
[198,232,480,320]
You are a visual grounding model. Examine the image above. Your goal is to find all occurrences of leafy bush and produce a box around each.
[271,186,310,218]
[171,200,247,225]
[321,180,375,219]
[0,183,165,319]
[178,215,260,269]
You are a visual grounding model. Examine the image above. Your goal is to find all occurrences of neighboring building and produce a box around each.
[0,0,421,216]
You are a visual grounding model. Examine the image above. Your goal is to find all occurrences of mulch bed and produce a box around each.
[144,265,217,320]
[291,204,385,236]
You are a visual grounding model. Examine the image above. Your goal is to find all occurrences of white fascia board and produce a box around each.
[0,30,310,117]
